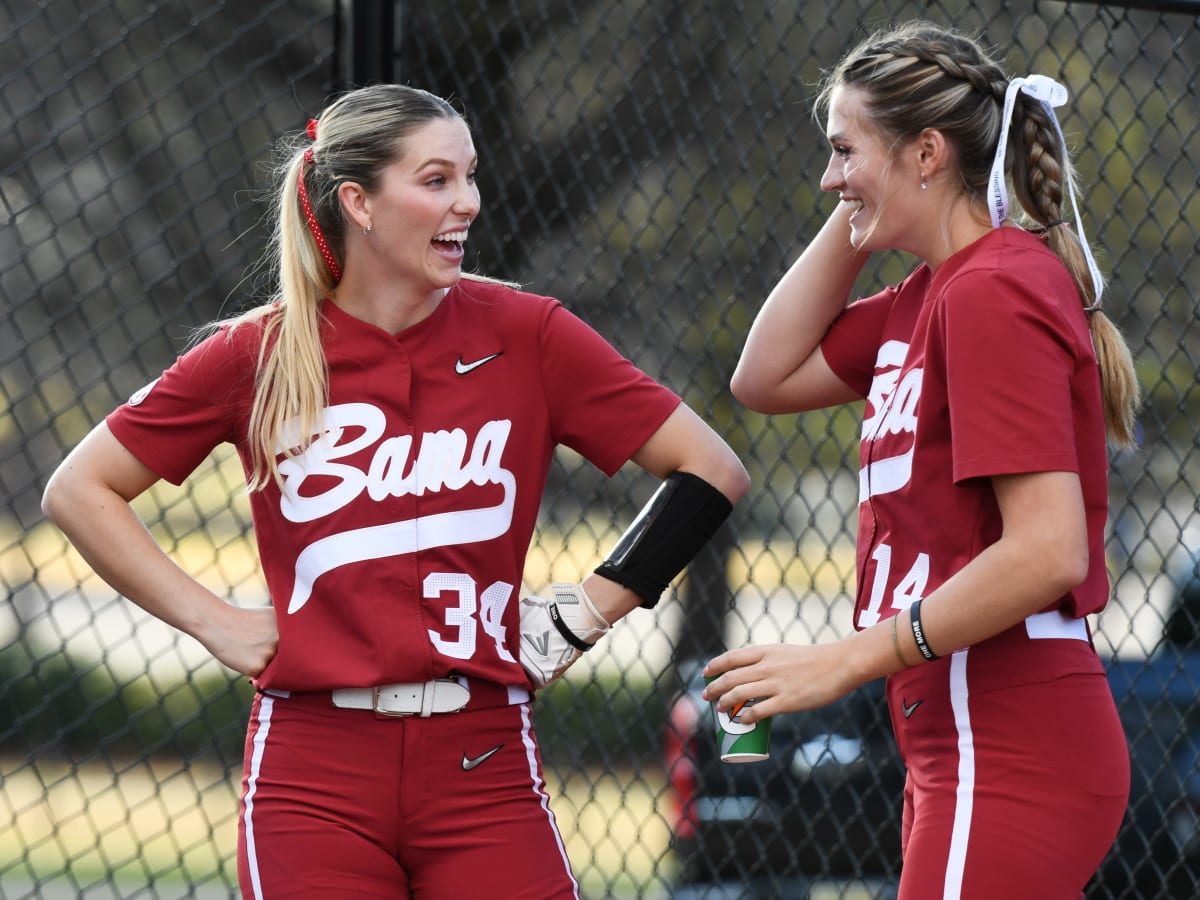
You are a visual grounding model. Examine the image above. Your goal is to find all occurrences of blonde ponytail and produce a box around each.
[1016,112,1141,449]
[1090,311,1141,448]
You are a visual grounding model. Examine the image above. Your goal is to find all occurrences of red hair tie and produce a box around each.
[297,126,342,284]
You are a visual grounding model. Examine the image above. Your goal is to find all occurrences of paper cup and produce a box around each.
[705,676,771,763]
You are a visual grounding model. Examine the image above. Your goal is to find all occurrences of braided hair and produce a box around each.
[817,21,1139,446]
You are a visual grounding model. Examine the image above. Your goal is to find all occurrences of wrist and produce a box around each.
[890,613,915,670]
[580,574,639,624]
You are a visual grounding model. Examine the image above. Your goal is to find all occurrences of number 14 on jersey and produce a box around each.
[857,542,930,628]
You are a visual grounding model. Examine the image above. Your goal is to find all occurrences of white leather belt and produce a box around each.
[331,678,470,717]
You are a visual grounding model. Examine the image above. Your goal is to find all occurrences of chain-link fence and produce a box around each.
[2,0,1197,897]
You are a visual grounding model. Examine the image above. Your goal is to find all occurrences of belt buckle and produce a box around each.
[373,684,419,717]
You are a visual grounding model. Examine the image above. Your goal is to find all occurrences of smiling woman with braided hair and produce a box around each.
[705,20,1138,899]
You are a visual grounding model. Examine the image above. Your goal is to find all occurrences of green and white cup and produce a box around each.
[705,676,771,763]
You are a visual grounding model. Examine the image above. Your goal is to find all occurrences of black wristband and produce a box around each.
[909,599,940,661]
[595,471,733,609]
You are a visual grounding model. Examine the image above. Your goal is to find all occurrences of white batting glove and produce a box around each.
[519,583,611,689]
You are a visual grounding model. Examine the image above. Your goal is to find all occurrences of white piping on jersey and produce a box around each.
[944,649,974,900]
[519,702,581,899]
[242,693,276,900]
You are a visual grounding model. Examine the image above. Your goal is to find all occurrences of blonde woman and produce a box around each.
[43,84,748,898]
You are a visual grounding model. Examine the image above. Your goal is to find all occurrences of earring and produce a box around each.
[363,224,373,235]
[920,172,928,191]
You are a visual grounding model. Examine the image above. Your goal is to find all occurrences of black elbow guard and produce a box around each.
[595,470,734,609]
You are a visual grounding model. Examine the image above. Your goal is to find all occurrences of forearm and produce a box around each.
[43,424,277,677]
[519,406,747,687]
[731,204,870,409]
[43,424,222,635]
[910,539,1078,660]
[886,470,1090,670]
[47,486,229,638]
[45,483,277,676]
[845,533,1083,686]
[580,573,641,624]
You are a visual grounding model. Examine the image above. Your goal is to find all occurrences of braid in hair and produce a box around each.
[1007,90,1140,446]
[816,22,1009,207]
[818,21,1140,447]
[1009,99,1079,284]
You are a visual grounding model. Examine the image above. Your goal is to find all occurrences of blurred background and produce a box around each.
[1,0,1197,898]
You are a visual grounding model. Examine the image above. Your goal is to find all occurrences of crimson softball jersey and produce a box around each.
[823,226,1108,682]
[821,227,1128,899]
[107,280,681,694]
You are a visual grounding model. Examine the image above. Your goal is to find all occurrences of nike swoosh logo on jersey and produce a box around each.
[901,697,923,719]
[455,352,503,375]
[462,744,504,771]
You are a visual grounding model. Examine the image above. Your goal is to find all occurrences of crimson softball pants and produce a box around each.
[888,653,1129,900]
[237,689,579,899]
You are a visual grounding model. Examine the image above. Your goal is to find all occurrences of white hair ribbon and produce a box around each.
[987,74,1104,309]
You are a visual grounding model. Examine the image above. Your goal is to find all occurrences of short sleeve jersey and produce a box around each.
[821,228,1109,678]
[107,280,681,691]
